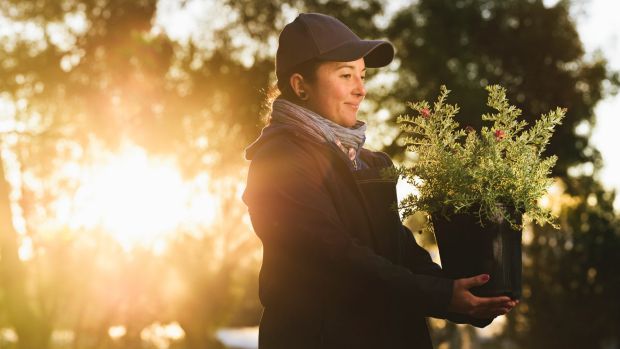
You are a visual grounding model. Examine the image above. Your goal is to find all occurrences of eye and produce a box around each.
[341,74,352,79]
[361,75,366,81]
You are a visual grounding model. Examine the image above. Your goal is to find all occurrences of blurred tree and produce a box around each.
[3,0,618,348]
[0,157,52,349]
[384,0,618,180]
[0,0,172,346]
[0,0,266,347]
[34,229,131,349]
[384,1,620,348]
[161,180,261,349]
[498,177,620,349]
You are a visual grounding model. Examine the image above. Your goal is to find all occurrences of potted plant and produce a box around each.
[395,85,566,299]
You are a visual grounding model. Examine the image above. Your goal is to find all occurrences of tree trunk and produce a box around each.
[0,152,52,349]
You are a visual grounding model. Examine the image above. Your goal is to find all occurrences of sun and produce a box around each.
[65,143,218,252]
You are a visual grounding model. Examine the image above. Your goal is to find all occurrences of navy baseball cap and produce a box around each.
[275,13,395,81]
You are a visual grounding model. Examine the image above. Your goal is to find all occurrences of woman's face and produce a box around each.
[300,58,367,127]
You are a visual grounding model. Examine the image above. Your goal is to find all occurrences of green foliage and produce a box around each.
[383,0,618,180]
[514,177,620,349]
[396,85,565,230]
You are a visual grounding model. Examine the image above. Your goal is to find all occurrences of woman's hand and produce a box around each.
[448,274,518,319]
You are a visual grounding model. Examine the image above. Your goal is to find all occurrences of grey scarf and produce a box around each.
[270,98,367,168]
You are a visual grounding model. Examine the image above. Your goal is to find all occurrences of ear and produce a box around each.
[289,73,306,99]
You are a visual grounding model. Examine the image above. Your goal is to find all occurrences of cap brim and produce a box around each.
[319,40,394,68]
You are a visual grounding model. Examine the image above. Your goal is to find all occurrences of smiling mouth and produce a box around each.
[346,103,360,110]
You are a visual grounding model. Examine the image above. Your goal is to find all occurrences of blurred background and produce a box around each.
[0,0,618,348]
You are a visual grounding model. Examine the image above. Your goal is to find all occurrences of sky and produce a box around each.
[571,0,620,210]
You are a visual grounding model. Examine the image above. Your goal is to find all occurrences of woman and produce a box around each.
[243,13,516,349]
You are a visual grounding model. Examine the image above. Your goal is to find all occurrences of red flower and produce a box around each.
[420,108,430,118]
[494,129,506,141]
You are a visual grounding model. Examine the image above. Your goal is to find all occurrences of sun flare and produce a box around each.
[61,143,219,251]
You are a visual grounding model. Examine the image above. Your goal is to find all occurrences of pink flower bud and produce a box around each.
[420,108,430,118]
[494,129,506,141]
[465,126,475,133]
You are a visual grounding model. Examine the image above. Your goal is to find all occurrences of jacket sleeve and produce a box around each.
[400,225,493,327]
[243,139,454,318]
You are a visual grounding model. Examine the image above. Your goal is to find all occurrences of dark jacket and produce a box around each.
[243,124,487,349]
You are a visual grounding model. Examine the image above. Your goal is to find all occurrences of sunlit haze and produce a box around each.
[0,1,618,348]
[51,143,219,252]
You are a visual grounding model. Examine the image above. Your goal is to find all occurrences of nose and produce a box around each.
[354,75,366,98]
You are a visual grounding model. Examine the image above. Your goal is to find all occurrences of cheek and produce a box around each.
[319,85,342,112]
[310,78,354,122]
[328,86,349,110]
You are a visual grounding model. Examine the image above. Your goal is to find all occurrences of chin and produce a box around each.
[340,115,358,128]
[329,111,357,127]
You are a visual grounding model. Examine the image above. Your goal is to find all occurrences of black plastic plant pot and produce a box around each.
[431,210,523,300]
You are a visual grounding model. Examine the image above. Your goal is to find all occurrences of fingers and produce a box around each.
[470,299,519,319]
[461,274,490,289]
[470,305,509,319]
[450,275,521,318]
[476,295,513,307]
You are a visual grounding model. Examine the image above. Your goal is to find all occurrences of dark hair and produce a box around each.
[277,58,322,101]
[262,58,323,124]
